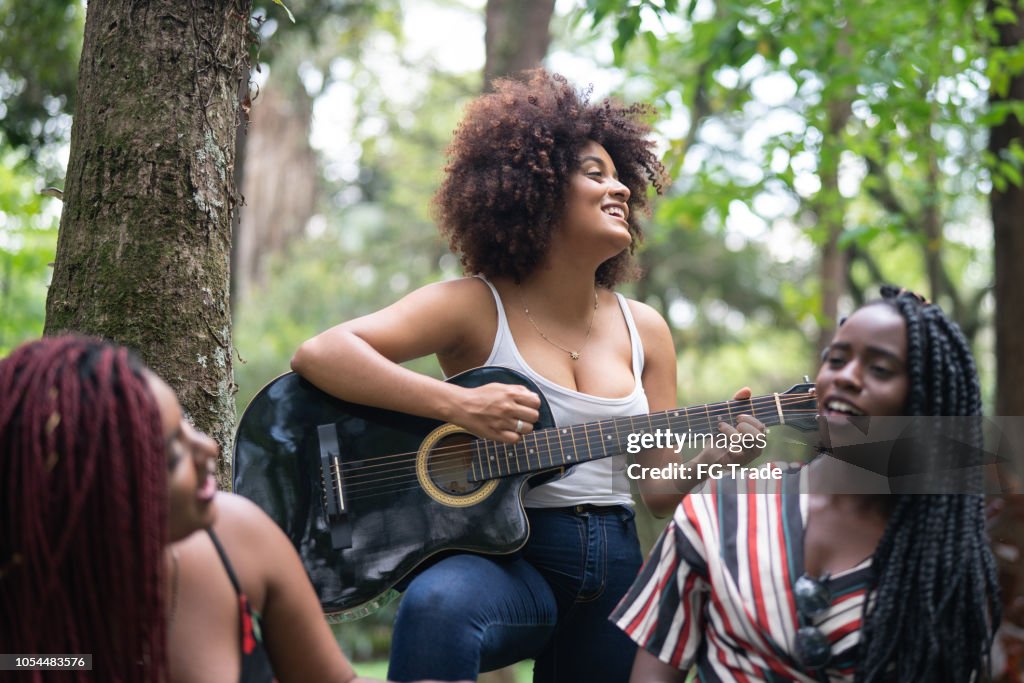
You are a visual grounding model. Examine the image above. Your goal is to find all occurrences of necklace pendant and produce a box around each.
[570,351,580,361]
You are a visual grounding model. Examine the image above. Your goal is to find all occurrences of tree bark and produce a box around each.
[234,78,316,305]
[45,0,253,484]
[988,9,1024,678]
[230,77,249,323]
[814,95,852,354]
[483,0,556,90]
[990,0,1024,422]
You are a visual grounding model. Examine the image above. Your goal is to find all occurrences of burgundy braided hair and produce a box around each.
[0,336,169,682]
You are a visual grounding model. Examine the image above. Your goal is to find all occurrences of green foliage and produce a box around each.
[233,68,475,409]
[575,0,996,372]
[0,153,59,354]
[0,1,79,352]
[0,0,82,168]
[251,0,403,77]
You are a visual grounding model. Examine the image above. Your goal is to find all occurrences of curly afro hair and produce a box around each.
[434,69,668,287]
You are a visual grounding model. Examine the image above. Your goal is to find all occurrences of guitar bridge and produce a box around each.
[317,424,353,550]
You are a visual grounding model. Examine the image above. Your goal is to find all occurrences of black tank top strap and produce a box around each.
[207,528,244,595]
[206,528,276,683]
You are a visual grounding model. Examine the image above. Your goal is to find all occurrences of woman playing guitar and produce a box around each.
[291,69,765,683]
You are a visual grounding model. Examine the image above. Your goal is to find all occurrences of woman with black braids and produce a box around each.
[612,286,1001,682]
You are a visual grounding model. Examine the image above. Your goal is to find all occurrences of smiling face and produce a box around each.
[816,303,910,420]
[557,141,633,254]
[146,372,219,541]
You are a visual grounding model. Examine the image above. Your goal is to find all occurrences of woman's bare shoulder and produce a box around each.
[624,297,673,343]
[211,492,276,536]
[414,276,494,308]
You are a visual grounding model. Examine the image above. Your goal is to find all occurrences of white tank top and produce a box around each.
[476,276,648,508]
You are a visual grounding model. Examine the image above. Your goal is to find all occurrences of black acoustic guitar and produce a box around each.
[232,366,817,620]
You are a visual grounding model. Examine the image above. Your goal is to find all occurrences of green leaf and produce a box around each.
[272,0,295,23]
[612,9,643,64]
[838,225,882,249]
[993,5,1018,24]
[999,160,1023,187]
[644,29,661,60]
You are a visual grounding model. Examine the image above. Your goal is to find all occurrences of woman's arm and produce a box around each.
[214,494,469,683]
[611,507,710,682]
[291,278,539,443]
[629,301,765,517]
[629,299,683,517]
[630,649,689,683]
[210,494,361,682]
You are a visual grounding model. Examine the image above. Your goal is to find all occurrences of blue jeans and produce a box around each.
[387,506,643,683]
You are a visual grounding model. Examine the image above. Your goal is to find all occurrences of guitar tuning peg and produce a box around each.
[804,375,811,383]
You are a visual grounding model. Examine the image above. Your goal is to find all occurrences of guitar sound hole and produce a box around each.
[427,434,481,495]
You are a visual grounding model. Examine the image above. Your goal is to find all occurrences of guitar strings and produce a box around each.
[336,414,821,503]
[330,392,816,474]
[321,395,819,501]
[336,405,821,491]
[332,395,818,488]
[339,413,820,503]
[332,394,814,472]
[339,413,822,494]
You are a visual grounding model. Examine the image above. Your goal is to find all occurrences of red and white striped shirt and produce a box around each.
[611,466,874,682]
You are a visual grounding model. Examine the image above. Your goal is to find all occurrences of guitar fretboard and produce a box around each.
[468,392,812,481]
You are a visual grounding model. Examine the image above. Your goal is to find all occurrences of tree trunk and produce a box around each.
[483,0,556,90]
[814,95,852,354]
[230,77,250,323]
[988,9,1024,679]
[991,1,1024,422]
[234,78,316,305]
[45,0,252,485]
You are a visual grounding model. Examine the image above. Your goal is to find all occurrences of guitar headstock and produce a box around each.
[777,382,818,433]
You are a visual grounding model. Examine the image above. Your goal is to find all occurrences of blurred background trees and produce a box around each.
[3,0,1022,674]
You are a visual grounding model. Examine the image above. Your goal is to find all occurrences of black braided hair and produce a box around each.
[853,285,1000,682]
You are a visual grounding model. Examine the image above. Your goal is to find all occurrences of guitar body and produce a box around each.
[233,366,555,617]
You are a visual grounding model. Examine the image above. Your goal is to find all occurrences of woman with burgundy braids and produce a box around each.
[0,336,443,683]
